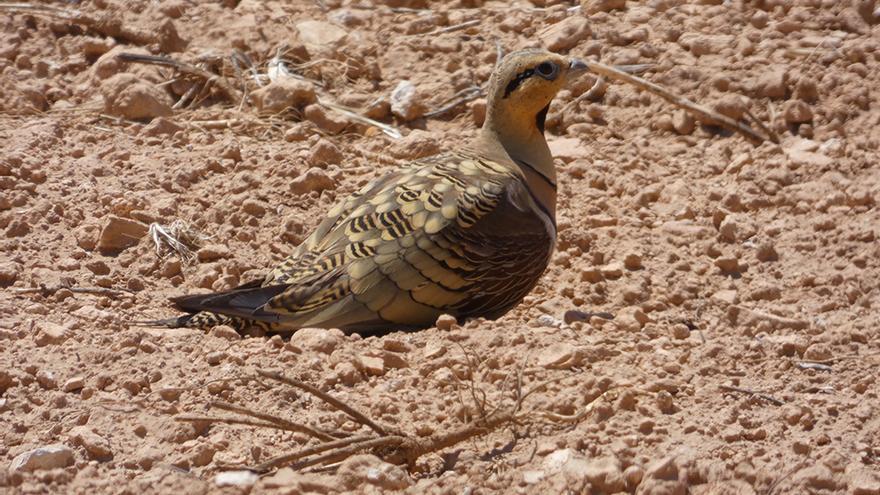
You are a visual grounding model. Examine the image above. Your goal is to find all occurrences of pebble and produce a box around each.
[290,327,344,354]
[251,79,317,114]
[8,445,74,472]
[62,376,85,393]
[296,20,348,56]
[541,16,591,52]
[290,167,335,194]
[582,0,627,14]
[435,314,457,331]
[754,69,787,99]
[197,244,231,262]
[36,370,58,390]
[0,261,21,286]
[307,139,343,167]
[338,454,412,490]
[576,456,625,492]
[34,321,69,347]
[390,80,425,121]
[783,100,813,124]
[97,215,149,253]
[69,426,113,460]
[215,470,259,488]
[537,343,580,369]
[208,325,240,341]
[357,355,385,376]
[304,104,348,134]
[616,307,648,332]
[390,130,440,160]
[755,242,778,262]
[714,256,739,273]
[101,73,173,121]
[672,109,695,135]
[206,351,226,366]
[142,117,183,137]
[792,464,837,490]
[624,253,642,270]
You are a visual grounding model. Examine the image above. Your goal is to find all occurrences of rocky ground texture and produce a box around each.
[1,0,879,493]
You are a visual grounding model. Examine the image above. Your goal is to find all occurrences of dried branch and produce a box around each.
[582,59,775,145]
[719,384,784,406]
[116,52,240,103]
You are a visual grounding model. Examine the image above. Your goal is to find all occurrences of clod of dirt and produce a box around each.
[251,79,317,114]
[295,20,348,57]
[101,73,173,121]
[304,104,348,134]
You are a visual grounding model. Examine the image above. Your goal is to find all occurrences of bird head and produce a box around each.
[484,49,588,135]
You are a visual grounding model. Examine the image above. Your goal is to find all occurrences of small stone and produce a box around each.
[537,343,580,369]
[296,20,348,56]
[390,80,425,121]
[617,307,648,332]
[357,355,384,376]
[304,104,348,134]
[803,343,833,361]
[470,98,486,127]
[623,465,644,489]
[848,468,880,495]
[577,456,625,492]
[209,325,240,341]
[548,137,589,163]
[241,199,267,217]
[307,139,344,167]
[754,69,787,99]
[215,470,259,488]
[783,100,813,124]
[251,79,317,114]
[197,244,231,262]
[671,323,690,340]
[142,117,184,137]
[62,376,85,393]
[756,242,778,262]
[792,464,837,490]
[600,262,624,279]
[624,253,642,270]
[0,261,21,286]
[36,370,57,390]
[435,314,457,331]
[339,454,412,490]
[101,73,172,121]
[711,289,739,305]
[672,109,695,135]
[715,256,739,273]
[523,470,546,484]
[290,167,335,194]
[541,16,591,52]
[389,130,440,160]
[582,0,626,14]
[34,321,69,346]
[206,351,226,366]
[711,94,748,122]
[85,260,111,275]
[158,387,182,402]
[290,327,344,354]
[97,215,149,253]
[9,445,74,472]
[69,426,113,460]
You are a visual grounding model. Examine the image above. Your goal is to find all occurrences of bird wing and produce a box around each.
[175,151,555,331]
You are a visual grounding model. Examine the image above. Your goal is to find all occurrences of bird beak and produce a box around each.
[568,58,589,74]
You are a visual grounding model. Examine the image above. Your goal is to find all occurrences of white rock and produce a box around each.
[215,470,259,487]
[390,80,424,121]
[9,444,74,472]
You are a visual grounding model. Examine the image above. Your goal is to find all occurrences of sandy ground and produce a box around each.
[1,0,879,493]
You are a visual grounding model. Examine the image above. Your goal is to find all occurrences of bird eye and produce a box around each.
[536,62,558,79]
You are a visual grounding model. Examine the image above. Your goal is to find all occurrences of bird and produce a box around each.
[148,49,588,335]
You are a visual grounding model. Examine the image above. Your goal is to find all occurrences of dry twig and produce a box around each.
[179,366,612,475]
[719,384,784,406]
[116,52,240,104]
[582,59,776,145]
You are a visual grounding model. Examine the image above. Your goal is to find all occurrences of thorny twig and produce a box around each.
[179,365,615,474]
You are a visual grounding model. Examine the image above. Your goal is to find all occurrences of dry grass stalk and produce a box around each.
[116,52,241,104]
[148,220,206,263]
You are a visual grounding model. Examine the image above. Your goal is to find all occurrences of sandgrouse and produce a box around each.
[153,49,588,334]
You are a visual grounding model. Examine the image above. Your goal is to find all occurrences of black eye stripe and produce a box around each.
[503,68,535,98]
